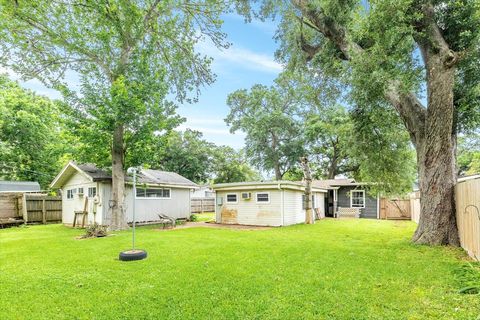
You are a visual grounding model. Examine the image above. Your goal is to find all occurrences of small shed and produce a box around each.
[213,181,327,226]
[50,162,198,226]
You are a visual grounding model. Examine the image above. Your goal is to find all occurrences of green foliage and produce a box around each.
[0,221,478,319]
[350,104,417,196]
[305,105,358,178]
[226,83,305,179]
[153,129,215,184]
[457,132,480,175]
[0,75,69,188]
[0,0,231,173]
[212,146,260,184]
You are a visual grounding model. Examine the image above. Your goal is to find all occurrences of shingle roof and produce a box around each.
[0,180,41,192]
[76,164,111,181]
[135,169,197,187]
[311,179,356,188]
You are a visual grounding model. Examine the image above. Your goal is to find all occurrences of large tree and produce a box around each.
[0,0,231,229]
[212,146,261,183]
[226,83,305,180]
[243,0,480,245]
[0,75,68,188]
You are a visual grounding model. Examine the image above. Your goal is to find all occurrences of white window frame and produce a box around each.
[225,193,238,204]
[255,192,270,204]
[66,189,75,200]
[350,190,365,208]
[88,187,97,198]
[135,187,171,200]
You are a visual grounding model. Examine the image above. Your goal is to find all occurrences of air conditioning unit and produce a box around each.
[241,192,251,200]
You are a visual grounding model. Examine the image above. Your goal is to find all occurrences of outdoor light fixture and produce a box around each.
[119,167,147,261]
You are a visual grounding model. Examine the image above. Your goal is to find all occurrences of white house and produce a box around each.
[212,181,327,226]
[50,162,198,226]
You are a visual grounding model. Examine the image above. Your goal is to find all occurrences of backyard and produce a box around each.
[1,219,479,320]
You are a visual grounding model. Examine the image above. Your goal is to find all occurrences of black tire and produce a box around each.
[119,249,147,261]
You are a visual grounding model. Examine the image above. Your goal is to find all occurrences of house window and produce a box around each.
[226,194,238,203]
[351,190,365,208]
[256,193,269,203]
[67,189,75,200]
[88,187,97,198]
[136,187,170,199]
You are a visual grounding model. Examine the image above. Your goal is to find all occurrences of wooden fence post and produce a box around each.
[42,198,46,224]
[22,194,28,225]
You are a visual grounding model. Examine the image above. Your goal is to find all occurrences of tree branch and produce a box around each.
[291,0,427,144]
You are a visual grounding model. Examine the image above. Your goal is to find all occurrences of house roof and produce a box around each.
[50,162,198,189]
[213,180,327,193]
[0,180,41,192]
[310,178,370,189]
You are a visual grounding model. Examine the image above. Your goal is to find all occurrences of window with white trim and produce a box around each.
[256,193,269,203]
[136,187,170,198]
[88,187,97,198]
[67,189,75,199]
[312,195,316,208]
[226,194,238,203]
[351,190,365,208]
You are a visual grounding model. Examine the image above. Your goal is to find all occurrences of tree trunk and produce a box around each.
[300,157,314,224]
[412,50,459,245]
[274,163,282,180]
[110,124,128,230]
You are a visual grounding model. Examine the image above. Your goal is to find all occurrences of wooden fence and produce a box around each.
[0,192,62,226]
[455,178,480,261]
[411,178,480,261]
[379,198,411,220]
[191,198,215,213]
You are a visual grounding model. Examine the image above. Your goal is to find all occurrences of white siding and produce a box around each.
[313,192,325,219]
[124,187,191,222]
[61,172,101,225]
[215,189,282,226]
[283,190,304,225]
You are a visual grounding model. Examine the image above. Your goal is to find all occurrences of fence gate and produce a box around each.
[380,198,411,220]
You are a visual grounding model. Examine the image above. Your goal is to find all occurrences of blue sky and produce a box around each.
[3,13,281,150]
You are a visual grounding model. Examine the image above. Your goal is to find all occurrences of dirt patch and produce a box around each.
[155,221,271,231]
[221,207,238,224]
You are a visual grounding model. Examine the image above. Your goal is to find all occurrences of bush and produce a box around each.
[189,214,198,222]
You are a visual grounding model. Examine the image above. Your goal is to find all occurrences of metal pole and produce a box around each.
[132,169,136,250]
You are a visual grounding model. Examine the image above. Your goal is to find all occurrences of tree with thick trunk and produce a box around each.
[0,0,232,230]
[272,0,480,245]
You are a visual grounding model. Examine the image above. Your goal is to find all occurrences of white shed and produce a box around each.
[50,162,198,226]
[212,181,327,226]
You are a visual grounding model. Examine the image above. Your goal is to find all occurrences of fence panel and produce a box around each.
[191,198,215,213]
[455,178,480,261]
[24,195,62,223]
[380,198,411,220]
[410,191,421,224]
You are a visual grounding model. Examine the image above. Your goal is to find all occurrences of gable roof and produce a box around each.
[0,180,41,192]
[50,162,198,189]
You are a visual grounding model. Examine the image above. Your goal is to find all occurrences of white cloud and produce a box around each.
[197,41,282,74]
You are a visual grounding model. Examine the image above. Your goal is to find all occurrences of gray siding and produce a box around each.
[337,186,378,219]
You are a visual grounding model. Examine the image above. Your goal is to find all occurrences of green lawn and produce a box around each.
[191,212,215,222]
[1,220,479,319]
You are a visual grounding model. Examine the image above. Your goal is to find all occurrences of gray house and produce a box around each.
[50,162,198,226]
[312,179,379,219]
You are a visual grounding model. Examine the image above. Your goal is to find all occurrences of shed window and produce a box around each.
[136,187,170,199]
[226,194,238,203]
[88,187,97,198]
[67,189,75,199]
[351,190,365,208]
[256,193,269,203]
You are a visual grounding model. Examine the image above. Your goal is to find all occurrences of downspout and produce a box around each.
[278,182,284,226]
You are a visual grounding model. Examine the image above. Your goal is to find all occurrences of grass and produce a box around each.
[0,219,479,320]
[191,212,215,222]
